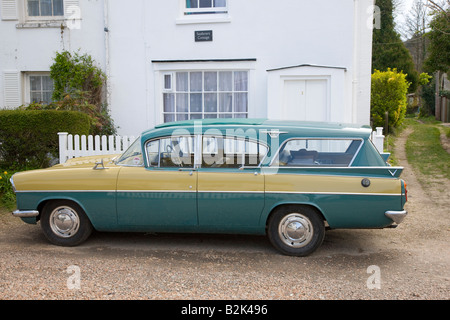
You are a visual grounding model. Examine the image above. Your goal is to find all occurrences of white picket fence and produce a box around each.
[57,128,386,164]
[58,132,136,164]
[371,127,385,155]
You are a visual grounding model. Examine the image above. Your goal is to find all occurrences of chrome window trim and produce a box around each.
[268,137,364,168]
[144,135,196,169]
[200,134,269,169]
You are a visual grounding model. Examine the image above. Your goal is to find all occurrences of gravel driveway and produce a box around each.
[0,129,448,301]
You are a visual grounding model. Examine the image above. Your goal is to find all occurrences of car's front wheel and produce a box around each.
[267,205,325,256]
[40,200,93,246]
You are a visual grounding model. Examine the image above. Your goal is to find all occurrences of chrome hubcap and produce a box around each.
[278,213,313,248]
[49,206,80,238]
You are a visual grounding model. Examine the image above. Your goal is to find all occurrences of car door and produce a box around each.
[197,135,267,232]
[116,136,198,229]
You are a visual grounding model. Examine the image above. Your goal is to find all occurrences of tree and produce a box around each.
[372,0,420,92]
[423,3,450,74]
[403,0,429,73]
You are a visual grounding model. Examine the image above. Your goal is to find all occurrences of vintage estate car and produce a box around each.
[10,119,407,256]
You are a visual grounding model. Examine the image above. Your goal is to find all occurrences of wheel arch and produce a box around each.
[36,197,91,223]
[264,202,327,231]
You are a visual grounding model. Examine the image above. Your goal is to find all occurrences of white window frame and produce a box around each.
[24,0,65,21]
[177,0,231,25]
[161,70,250,123]
[184,0,228,15]
[23,72,54,105]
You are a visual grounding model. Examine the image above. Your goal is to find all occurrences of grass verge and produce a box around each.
[405,117,450,181]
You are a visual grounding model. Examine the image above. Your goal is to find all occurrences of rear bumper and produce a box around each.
[385,210,407,224]
[12,210,39,218]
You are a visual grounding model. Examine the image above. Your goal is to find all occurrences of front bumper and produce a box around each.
[12,210,39,218]
[385,210,408,224]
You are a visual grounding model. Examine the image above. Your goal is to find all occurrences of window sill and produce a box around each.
[176,14,231,25]
[16,20,66,29]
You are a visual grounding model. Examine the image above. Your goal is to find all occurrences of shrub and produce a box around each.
[0,110,91,168]
[371,68,410,129]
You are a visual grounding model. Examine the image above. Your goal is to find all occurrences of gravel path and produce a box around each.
[0,128,449,301]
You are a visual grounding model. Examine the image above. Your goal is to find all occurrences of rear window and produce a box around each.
[271,138,362,167]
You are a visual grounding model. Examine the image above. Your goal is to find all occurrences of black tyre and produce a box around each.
[267,205,325,256]
[40,200,93,246]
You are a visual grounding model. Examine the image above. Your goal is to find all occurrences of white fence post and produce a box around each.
[371,127,385,154]
[58,132,68,164]
[58,133,137,164]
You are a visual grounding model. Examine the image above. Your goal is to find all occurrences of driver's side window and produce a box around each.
[146,136,195,168]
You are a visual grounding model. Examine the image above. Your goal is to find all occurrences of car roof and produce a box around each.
[142,118,372,140]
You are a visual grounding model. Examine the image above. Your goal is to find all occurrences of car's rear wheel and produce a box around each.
[267,205,325,256]
[40,200,93,246]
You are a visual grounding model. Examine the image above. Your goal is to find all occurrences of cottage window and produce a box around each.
[27,0,64,17]
[28,74,54,105]
[185,0,227,15]
[163,71,248,123]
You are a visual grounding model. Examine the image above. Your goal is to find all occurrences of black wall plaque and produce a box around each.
[195,30,213,42]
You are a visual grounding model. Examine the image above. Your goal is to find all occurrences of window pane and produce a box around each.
[163,93,175,112]
[40,0,52,16]
[204,72,217,91]
[190,72,202,92]
[190,114,202,120]
[190,93,202,112]
[29,76,41,91]
[274,139,362,167]
[235,93,248,112]
[164,114,175,123]
[205,93,217,112]
[234,71,248,91]
[30,92,41,103]
[219,93,232,112]
[176,93,188,113]
[214,0,226,7]
[146,140,159,166]
[219,71,232,91]
[28,0,39,16]
[199,0,212,8]
[42,92,52,104]
[53,0,64,16]
[176,72,188,92]
[177,113,189,121]
[186,0,198,9]
[204,113,217,119]
[42,76,53,91]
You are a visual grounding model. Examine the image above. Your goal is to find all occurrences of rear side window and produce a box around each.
[272,139,362,167]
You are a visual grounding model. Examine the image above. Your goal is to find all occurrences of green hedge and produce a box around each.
[371,68,410,130]
[0,110,91,168]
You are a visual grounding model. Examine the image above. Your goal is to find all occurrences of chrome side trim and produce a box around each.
[9,175,16,193]
[12,210,39,218]
[266,191,399,196]
[385,210,408,224]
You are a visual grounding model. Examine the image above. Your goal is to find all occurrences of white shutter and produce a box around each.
[3,71,20,108]
[1,0,18,20]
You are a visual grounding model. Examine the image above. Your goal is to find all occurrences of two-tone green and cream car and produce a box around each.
[10,119,407,256]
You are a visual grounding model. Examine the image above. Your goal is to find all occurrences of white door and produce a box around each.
[282,79,328,121]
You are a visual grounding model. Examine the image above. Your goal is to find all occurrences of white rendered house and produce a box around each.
[1,0,375,136]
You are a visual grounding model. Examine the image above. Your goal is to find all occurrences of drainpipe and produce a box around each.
[104,0,111,107]
[352,0,360,124]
